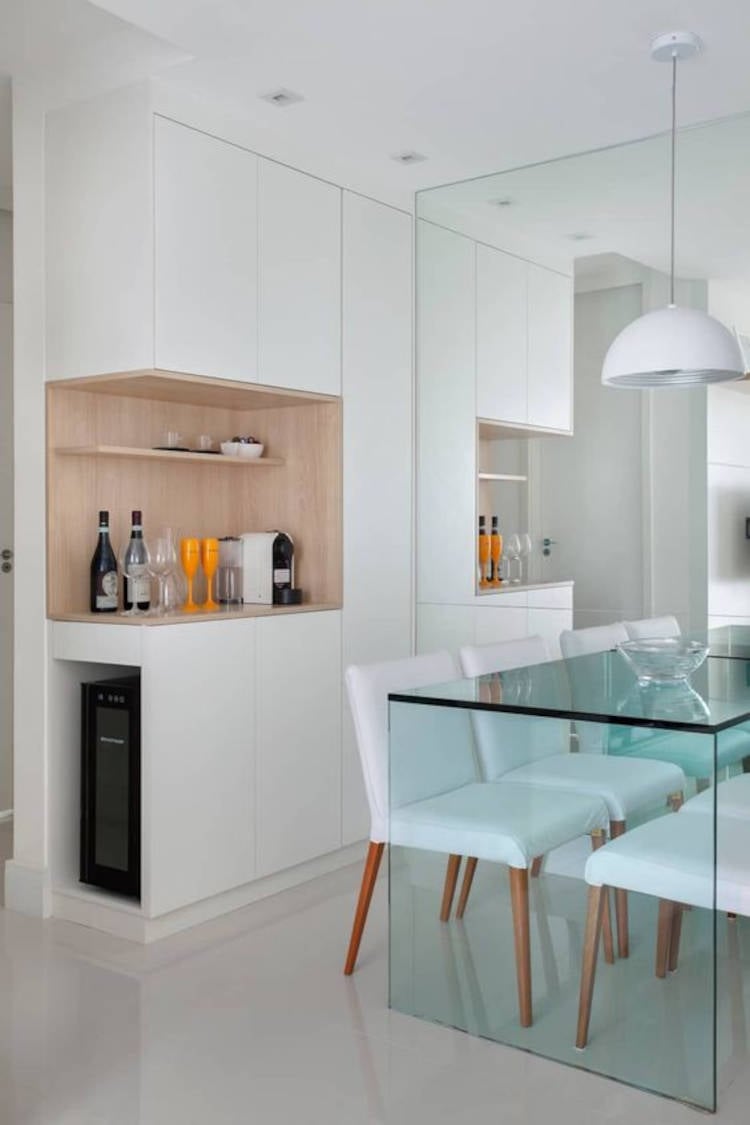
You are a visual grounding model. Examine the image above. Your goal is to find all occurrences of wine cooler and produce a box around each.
[81,675,141,899]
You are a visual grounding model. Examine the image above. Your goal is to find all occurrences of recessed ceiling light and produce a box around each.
[490,197,514,207]
[260,88,304,108]
[567,232,594,241]
[392,151,427,165]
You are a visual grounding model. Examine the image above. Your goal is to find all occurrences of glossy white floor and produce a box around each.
[1,827,749,1124]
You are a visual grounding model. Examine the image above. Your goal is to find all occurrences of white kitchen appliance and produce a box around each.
[240,531,296,604]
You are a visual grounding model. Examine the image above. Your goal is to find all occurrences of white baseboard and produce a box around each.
[52,840,368,944]
[4,859,52,917]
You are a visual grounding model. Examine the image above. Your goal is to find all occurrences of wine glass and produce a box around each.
[120,540,152,617]
[506,534,522,584]
[201,538,219,611]
[519,532,533,584]
[149,528,177,615]
[180,537,201,612]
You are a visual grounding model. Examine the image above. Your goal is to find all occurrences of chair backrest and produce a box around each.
[560,622,629,755]
[346,650,474,843]
[559,621,629,659]
[459,635,569,778]
[623,615,681,641]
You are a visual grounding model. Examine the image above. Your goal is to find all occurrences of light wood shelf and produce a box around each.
[55,445,283,467]
[47,370,342,618]
[51,603,341,627]
[477,472,528,482]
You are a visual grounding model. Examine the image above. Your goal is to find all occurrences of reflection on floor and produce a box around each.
[390,847,749,1112]
[0,842,749,1123]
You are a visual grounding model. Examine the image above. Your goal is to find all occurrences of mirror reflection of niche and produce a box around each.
[417,110,750,632]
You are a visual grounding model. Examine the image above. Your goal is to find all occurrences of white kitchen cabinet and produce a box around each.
[255,612,342,875]
[417,221,477,605]
[477,244,527,425]
[141,619,257,918]
[474,605,529,645]
[341,193,413,844]
[527,264,573,432]
[258,160,341,395]
[154,118,258,381]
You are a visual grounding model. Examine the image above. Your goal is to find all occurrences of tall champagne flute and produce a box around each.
[506,533,522,584]
[149,528,177,615]
[201,538,219,611]
[180,537,200,612]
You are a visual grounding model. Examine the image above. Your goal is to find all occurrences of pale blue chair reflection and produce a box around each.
[459,634,685,958]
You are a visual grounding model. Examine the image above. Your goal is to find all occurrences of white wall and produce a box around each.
[705,282,750,627]
[5,83,51,915]
[0,209,13,815]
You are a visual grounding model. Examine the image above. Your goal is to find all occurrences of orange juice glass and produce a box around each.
[201,537,220,611]
[180,537,200,612]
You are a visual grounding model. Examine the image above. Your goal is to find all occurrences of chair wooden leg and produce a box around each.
[590,831,615,965]
[344,841,385,975]
[609,820,629,958]
[668,790,684,812]
[440,854,462,922]
[656,899,675,979]
[530,856,543,878]
[668,904,683,973]
[509,866,532,1028]
[455,857,478,920]
[576,884,606,1049]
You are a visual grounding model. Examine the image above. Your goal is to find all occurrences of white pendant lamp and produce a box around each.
[602,31,745,388]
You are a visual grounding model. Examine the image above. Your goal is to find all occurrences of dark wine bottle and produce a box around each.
[123,510,151,612]
[90,510,118,613]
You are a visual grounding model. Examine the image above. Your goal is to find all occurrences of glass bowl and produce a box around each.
[617,638,708,685]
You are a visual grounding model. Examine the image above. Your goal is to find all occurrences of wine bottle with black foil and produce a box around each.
[123,510,151,613]
[90,510,118,613]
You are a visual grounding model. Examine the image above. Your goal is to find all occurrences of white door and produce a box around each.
[341,193,412,844]
[476,244,527,425]
[258,159,341,394]
[154,117,258,381]
[0,209,12,815]
[527,264,573,432]
[535,284,644,628]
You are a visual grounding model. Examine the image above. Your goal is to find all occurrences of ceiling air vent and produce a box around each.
[261,89,304,108]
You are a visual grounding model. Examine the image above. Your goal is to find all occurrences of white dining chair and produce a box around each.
[679,772,750,819]
[623,615,681,640]
[576,812,750,1049]
[344,649,611,1027]
[459,634,685,958]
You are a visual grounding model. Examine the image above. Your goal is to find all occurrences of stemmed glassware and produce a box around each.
[180,537,201,612]
[519,532,533,584]
[120,539,152,617]
[148,528,178,615]
[506,533,522,584]
[201,538,219,611]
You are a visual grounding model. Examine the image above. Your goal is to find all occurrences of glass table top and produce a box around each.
[704,624,750,660]
[390,650,750,732]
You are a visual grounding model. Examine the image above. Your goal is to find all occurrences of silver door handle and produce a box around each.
[542,537,557,557]
[1,548,12,560]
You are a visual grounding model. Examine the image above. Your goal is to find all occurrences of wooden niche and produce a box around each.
[47,371,342,619]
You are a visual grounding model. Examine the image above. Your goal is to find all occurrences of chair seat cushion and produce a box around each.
[503,754,685,821]
[585,813,750,915]
[609,726,750,779]
[391,781,608,868]
[680,773,750,819]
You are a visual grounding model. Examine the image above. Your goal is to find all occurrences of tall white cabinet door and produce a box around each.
[527,264,573,433]
[417,221,476,604]
[476,245,528,424]
[141,620,256,918]
[258,160,341,394]
[342,194,413,844]
[154,118,258,381]
[256,612,342,875]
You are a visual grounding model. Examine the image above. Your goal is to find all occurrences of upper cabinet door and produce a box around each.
[258,160,342,395]
[476,245,528,425]
[527,264,573,433]
[154,117,258,381]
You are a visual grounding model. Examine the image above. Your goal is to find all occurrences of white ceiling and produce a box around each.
[90,0,750,204]
[420,113,750,282]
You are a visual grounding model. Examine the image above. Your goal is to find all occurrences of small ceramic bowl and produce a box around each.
[220,441,241,456]
[237,443,264,459]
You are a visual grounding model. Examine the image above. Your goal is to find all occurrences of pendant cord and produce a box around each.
[670,50,677,306]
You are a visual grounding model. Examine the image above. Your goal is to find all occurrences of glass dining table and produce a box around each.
[388,638,750,1111]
